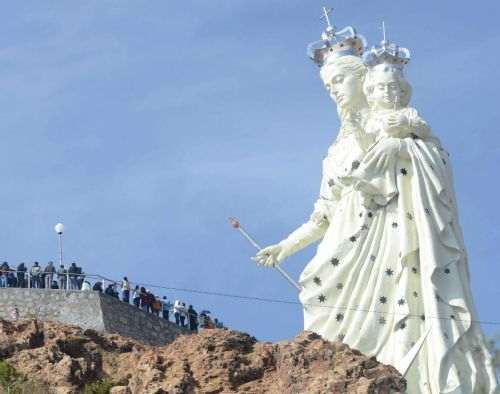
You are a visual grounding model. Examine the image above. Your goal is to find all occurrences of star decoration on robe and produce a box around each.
[398,322,407,330]
[349,235,356,242]
[367,212,373,218]
[385,268,394,276]
[397,298,406,306]
[328,178,335,187]
[392,222,398,228]
[444,268,450,274]
[411,267,418,274]
[336,283,343,290]
[420,314,425,321]
[400,168,408,176]
[361,224,369,231]
[337,333,345,341]
[313,277,322,286]
[435,293,442,302]
[318,294,326,303]
[413,291,418,298]
[425,207,431,215]
[370,255,376,262]
[359,212,363,218]
[379,296,387,304]
[406,212,413,220]
[352,160,360,170]
[450,314,456,320]
[379,317,386,325]
[331,258,340,267]
[443,332,449,339]
[336,313,344,322]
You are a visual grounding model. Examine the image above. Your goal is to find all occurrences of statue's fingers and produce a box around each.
[264,256,276,267]
[256,249,271,258]
[252,256,266,265]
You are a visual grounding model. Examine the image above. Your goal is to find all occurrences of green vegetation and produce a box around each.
[83,379,114,394]
[0,360,20,388]
[0,361,49,394]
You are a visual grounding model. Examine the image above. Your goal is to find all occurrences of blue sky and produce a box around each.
[0,1,499,342]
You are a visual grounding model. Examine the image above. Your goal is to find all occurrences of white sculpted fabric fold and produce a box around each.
[298,135,497,393]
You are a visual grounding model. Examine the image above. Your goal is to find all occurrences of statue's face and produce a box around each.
[368,70,403,110]
[323,67,364,110]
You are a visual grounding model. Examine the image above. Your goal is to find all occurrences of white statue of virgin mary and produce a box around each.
[254,22,498,394]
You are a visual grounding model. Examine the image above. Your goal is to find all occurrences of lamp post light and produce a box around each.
[54,223,64,267]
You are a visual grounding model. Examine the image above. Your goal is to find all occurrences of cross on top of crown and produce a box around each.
[320,7,333,29]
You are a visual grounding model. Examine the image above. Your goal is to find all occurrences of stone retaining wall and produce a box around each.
[0,288,186,346]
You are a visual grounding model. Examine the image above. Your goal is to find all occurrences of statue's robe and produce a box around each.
[299,134,498,393]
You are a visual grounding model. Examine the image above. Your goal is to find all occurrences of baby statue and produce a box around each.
[362,62,430,142]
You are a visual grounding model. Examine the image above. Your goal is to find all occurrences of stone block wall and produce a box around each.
[0,288,186,346]
[99,292,185,345]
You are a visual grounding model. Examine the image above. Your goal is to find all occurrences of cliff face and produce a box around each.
[0,319,406,394]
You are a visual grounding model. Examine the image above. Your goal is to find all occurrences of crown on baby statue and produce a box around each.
[307,7,366,67]
[363,22,411,69]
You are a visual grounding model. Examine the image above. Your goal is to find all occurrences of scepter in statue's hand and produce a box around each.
[228,217,302,292]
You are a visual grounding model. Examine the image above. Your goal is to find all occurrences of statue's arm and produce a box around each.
[254,173,334,267]
[279,199,330,255]
[405,107,431,139]
[383,107,431,140]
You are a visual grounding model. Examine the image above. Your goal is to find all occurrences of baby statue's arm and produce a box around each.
[383,107,431,140]
[405,107,431,139]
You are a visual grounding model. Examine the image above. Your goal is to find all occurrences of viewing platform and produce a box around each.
[0,288,186,346]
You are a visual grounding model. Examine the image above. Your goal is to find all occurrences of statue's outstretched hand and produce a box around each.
[252,244,286,267]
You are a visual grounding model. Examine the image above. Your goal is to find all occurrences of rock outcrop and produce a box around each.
[0,319,406,393]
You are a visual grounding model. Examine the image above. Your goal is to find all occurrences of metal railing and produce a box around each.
[0,269,223,330]
[0,269,112,291]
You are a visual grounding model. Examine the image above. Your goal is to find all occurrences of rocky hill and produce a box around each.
[0,319,406,393]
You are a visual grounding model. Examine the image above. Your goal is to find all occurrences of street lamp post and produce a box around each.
[54,223,65,288]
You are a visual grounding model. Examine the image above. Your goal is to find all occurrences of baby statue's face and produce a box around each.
[369,70,404,110]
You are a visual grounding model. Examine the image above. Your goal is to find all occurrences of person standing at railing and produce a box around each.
[188,305,198,332]
[161,296,172,321]
[6,269,16,288]
[30,262,41,288]
[44,261,55,289]
[121,277,130,303]
[0,262,9,288]
[17,263,27,288]
[152,296,161,316]
[57,264,66,290]
[140,287,149,311]
[68,262,78,290]
[132,285,140,307]
[76,265,84,289]
[173,299,182,326]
